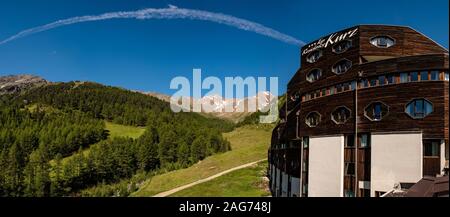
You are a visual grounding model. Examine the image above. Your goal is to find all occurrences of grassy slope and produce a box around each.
[50,121,145,166]
[105,121,146,139]
[170,160,270,197]
[132,124,273,197]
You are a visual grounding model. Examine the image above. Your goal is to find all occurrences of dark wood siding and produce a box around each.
[271,25,449,197]
[297,91,355,139]
[357,82,447,140]
[359,25,447,58]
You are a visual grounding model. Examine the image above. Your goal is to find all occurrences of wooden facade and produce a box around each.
[286,26,448,142]
[269,25,449,197]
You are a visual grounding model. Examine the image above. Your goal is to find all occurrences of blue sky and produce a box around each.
[0,0,448,96]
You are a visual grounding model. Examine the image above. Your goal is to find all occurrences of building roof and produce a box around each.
[405,176,449,197]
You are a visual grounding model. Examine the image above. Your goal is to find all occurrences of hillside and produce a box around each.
[132,124,273,196]
[170,161,270,197]
[0,75,234,197]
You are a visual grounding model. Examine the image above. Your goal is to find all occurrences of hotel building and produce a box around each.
[268,25,449,197]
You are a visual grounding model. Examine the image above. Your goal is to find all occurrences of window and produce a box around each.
[305,112,321,127]
[445,71,449,81]
[370,78,377,87]
[305,94,311,101]
[302,137,309,148]
[302,184,308,196]
[330,87,336,95]
[405,99,433,119]
[359,134,370,148]
[424,141,440,157]
[410,72,418,82]
[321,88,327,96]
[345,135,355,148]
[332,59,352,74]
[336,84,343,93]
[423,139,441,177]
[365,102,389,121]
[333,40,352,54]
[420,71,429,81]
[345,162,355,176]
[332,106,351,124]
[306,50,323,63]
[306,69,322,83]
[343,83,350,91]
[379,75,386,86]
[387,74,395,84]
[400,73,408,83]
[360,79,368,88]
[351,81,357,90]
[431,70,439,81]
[370,36,395,48]
[344,190,355,197]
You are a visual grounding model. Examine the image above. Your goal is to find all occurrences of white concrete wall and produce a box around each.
[291,177,300,197]
[275,168,280,197]
[441,140,446,175]
[281,172,288,197]
[371,132,423,197]
[308,135,344,197]
[270,164,276,191]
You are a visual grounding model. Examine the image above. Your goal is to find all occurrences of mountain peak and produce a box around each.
[0,74,48,95]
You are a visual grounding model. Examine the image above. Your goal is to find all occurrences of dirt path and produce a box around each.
[153,159,267,197]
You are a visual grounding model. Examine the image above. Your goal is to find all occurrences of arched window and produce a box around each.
[306,69,322,83]
[306,50,323,63]
[405,99,433,119]
[333,40,352,54]
[332,106,351,124]
[364,102,389,121]
[305,112,321,127]
[370,36,395,48]
[332,59,352,74]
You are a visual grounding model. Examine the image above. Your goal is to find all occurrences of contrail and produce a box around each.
[0,5,304,46]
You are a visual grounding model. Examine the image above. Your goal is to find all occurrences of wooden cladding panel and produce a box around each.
[297,91,355,139]
[300,27,361,67]
[289,24,448,95]
[360,54,449,78]
[359,25,447,58]
[344,176,355,190]
[357,82,447,140]
[423,157,441,176]
[358,149,371,181]
[285,148,301,176]
[289,54,448,97]
[344,149,355,162]
[295,82,448,140]
[444,82,449,144]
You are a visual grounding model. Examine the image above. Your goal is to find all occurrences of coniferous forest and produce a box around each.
[0,81,234,197]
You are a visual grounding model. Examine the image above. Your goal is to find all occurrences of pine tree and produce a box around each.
[24,143,51,197]
[177,141,190,167]
[158,128,178,166]
[190,136,207,163]
[50,153,64,196]
[136,128,159,171]
[5,144,25,196]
